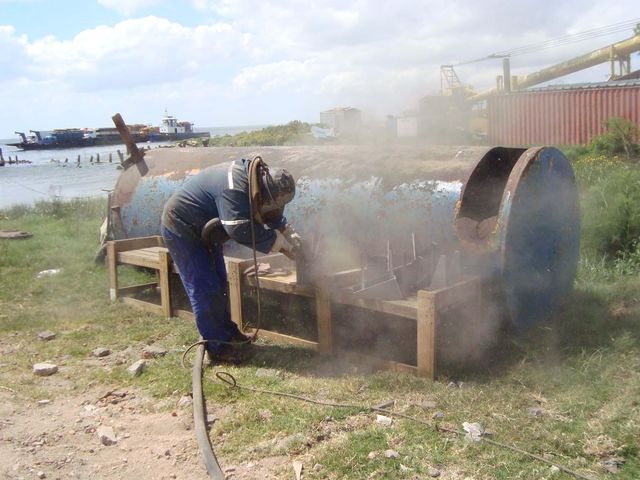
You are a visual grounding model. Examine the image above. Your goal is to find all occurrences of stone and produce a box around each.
[367,451,377,460]
[549,465,560,475]
[419,400,437,410]
[37,400,51,406]
[376,414,393,427]
[432,411,445,420]
[527,407,545,417]
[37,472,46,479]
[462,422,484,442]
[97,426,117,446]
[292,460,303,480]
[38,331,56,341]
[142,345,167,359]
[177,395,192,408]
[33,363,58,376]
[428,467,441,477]
[127,360,146,377]
[92,348,111,358]
[384,449,399,459]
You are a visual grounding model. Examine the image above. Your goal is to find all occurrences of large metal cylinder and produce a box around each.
[109,145,580,329]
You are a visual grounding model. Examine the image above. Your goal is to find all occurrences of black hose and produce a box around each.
[191,342,225,479]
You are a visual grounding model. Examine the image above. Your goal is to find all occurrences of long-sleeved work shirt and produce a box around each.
[161,159,286,253]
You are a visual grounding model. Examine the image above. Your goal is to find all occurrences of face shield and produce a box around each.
[259,168,296,221]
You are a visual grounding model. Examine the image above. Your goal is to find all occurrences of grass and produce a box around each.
[1,172,640,478]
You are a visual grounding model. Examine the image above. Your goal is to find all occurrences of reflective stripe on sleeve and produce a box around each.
[221,219,250,226]
[227,162,235,189]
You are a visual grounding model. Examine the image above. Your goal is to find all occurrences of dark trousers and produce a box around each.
[160,223,240,354]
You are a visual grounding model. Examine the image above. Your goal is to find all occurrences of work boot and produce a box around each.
[207,341,254,366]
[230,329,252,344]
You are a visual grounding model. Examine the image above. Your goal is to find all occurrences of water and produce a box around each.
[0,125,267,210]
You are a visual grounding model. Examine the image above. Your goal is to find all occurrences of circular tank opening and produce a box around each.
[455,147,526,244]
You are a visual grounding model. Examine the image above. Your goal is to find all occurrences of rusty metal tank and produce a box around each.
[108,145,580,329]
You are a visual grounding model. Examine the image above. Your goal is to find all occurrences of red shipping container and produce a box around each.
[487,81,640,146]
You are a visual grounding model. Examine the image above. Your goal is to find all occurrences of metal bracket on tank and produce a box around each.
[349,234,438,300]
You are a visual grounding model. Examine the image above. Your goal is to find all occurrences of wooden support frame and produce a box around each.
[106,236,175,318]
[107,238,484,380]
[224,255,483,380]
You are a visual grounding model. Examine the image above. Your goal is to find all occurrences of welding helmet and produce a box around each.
[259,167,296,218]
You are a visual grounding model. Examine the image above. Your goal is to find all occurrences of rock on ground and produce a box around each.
[33,363,58,376]
[97,425,118,446]
[127,360,146,377]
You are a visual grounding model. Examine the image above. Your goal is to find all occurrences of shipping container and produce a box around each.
[487,80,640,146]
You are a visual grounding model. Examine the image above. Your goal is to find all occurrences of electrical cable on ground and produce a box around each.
[211,371,596,480]
[191,341,225,480]
[186,156,268,478]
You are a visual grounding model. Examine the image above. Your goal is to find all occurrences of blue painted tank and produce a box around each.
[108,145,580,329]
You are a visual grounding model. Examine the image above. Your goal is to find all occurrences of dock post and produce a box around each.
[117,150,124,162]
[109,153,112,163]
[96,153,100,163]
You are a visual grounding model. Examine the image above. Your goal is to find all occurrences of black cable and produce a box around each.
[213,372,596,480]
[192,342,225,479]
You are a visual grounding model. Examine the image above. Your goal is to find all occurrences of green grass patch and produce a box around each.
[2,168,640,478]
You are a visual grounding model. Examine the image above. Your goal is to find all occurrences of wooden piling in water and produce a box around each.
[109,153,112,163]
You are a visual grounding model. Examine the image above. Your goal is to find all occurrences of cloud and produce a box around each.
[15,16,244,90]
[97,0,162,16]
[1,0,638,136]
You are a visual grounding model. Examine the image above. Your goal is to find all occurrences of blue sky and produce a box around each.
[0,0,638,138]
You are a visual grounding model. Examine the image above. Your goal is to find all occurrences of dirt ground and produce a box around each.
[0,386,288,480]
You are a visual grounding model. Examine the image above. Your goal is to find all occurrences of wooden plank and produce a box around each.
[113,236,162,252]
[118,282,158,295]
[429,277,481,311]
[121,296,164,315]
[335,349,417,375]
[107,241,118,301]
[173,309,194,321]
[246,328,319,350]
[158,249,172,318]
[315,281,333,354]
[116,251,161,269]
[245,274,314,297]
[331,291,418,319]
[416,290,437,380]
[227,259,245,330]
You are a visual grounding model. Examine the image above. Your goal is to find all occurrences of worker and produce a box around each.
[160,157,299,364]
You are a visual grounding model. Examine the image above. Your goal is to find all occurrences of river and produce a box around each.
[0,126,265,210]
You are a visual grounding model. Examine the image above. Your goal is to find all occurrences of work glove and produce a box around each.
[281,223,302,251]
[271,230,295,259]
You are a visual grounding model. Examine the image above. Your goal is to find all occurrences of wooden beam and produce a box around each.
[416,290,437,379]
[335,349,417,375]
[121,296,164,315]
[227,259,245,331]
[107,241,118,302]
[112,236,162,252]
[158,249,172,318]
[246,328,319,350]
[117,282,158,295]
[315,280,333,354]
[429,277,481,311]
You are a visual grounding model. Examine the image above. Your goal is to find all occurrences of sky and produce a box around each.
[0,0,638,138]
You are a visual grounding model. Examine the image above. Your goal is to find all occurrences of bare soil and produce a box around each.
[0,386,288,480]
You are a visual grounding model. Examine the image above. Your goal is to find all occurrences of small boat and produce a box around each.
[7,112,210,150]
